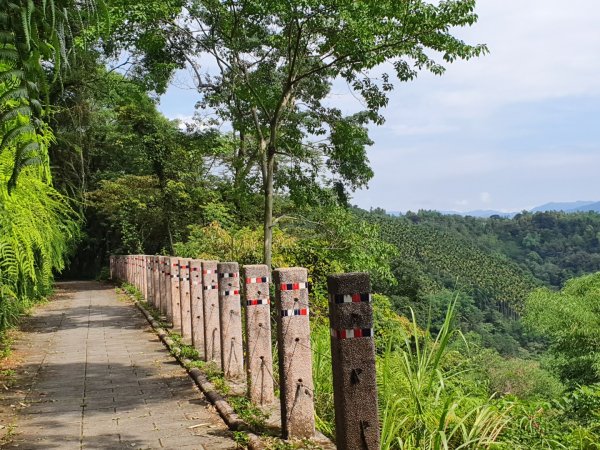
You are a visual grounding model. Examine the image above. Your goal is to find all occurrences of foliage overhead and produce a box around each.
[175,0,488,266]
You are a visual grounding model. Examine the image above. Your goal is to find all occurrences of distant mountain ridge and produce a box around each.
[388,201,600,218]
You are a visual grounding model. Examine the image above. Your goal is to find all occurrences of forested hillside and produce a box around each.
[392,209,600,288]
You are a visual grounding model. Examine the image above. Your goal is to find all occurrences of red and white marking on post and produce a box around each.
[330,327,373,340]
[220,289,240,296]
[281,308,309,317]
[280,282,308,291]
[218,272,239,279]
[330,293,371,304]
[246,276,269,284]
[246,298,270,306]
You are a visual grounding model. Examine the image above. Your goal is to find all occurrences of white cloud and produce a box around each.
[157,1,600,213]
[480,192,492,204]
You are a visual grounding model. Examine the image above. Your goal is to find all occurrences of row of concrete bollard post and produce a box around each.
[109,254,379,449]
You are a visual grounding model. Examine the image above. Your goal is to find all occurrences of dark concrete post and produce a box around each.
[273,268,315,439]
[179,258,193,344]
[242,264,274,405]
[190,259,205,359]
[327,273,379,450]
[202,260,221,363]
[169,257,181,332]
[217,262,244,379]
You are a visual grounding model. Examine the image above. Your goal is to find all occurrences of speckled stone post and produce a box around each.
[146,255,153,304]
[274,267,315,439]
[179,258,193,344]
[130,255,134,284]
[217,262,244,379]
[242,264,274,405]
[109,255,114,280]
[202,260,221,363]
[151,256,158,308]
[142,256,149,301]
[327,272,379,450]
[169,257,181,332]
[126,255,130,283]
[158,256,166,316]
[135,255,140,290]
[144,256,150,302]
[190,259,205,359]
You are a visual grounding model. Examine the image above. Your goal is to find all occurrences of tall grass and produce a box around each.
[312,298,510,449]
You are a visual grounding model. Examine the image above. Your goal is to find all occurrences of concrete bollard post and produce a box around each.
[242,264,275,405]
[169,257,181,332]
[179,258,193,344]
[142,256,148,301]
[152,256,160,310]
[217,262,244,379]
[158,256,167,317]
[109,255,114,280]
[273,268,315,439]
[141,256,144,292]
[145,255,152,303]
[202,260,221,363]
[136,255,140,289]
[146,256,152,304]
[190,259,205,359]
[327,273,379,450]
[164,257,173,320]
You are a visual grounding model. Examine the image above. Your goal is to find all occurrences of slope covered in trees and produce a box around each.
[388,209,600,288]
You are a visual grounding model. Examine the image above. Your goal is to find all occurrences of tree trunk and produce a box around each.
[263,150,275,269]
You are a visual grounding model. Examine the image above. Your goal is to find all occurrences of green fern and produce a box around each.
[0,0,106,188]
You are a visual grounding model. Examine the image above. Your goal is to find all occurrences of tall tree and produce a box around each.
[177,0,487,267]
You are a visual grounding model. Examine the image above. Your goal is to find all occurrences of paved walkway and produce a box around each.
[0,281,236,449]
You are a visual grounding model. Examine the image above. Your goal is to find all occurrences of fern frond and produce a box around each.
[0,86,28,104]
[0,48,19,62]
[0,123,35,152]
[0,30,15,44]
[0,69,25,82]
[0,105,32,123]
[20,6,31,52]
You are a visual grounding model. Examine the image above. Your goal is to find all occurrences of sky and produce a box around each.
[157,0,600,213]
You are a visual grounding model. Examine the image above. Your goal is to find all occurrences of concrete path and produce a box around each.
[0,281,236,450]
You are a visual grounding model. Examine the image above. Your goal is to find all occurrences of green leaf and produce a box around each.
[0,105,32,123]
[0,123,35,152]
